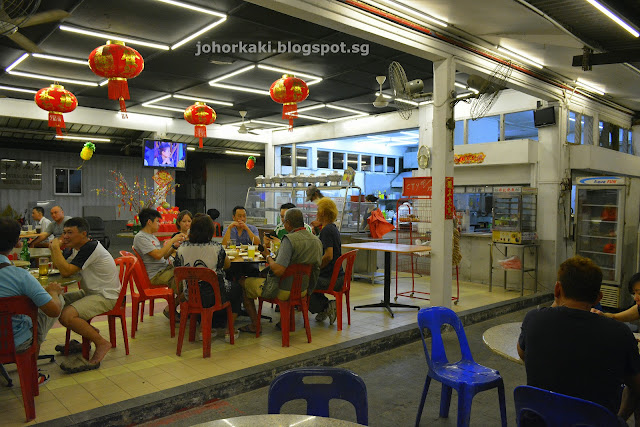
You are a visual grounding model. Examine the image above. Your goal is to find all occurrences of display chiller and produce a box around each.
[575,176,625,308]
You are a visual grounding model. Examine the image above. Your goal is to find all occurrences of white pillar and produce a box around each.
[632,124,640,155]
[265,136,275,177]
[429,57,455,307]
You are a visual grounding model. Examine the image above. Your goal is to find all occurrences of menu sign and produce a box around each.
[0,159,42,190]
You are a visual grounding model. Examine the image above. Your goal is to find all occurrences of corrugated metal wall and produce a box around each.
[0,148,175,222]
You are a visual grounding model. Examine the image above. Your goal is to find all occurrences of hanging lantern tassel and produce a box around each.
[195,125,206,148]
[49,112,65,135]
[282,102,298,131]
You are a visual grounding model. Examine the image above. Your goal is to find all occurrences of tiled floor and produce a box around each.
[0,272,533,425]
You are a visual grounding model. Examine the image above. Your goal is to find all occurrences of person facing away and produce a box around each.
[206,208,222,237]
[0,218,63,385]
[29,205,72,248]
[517,255,640,416]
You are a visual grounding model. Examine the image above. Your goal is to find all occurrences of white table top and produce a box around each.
[483,322,524,365]
[194,414,364,426]
[342,242,430,254]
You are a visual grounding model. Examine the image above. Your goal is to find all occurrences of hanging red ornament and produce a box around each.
[88,40,144,117]
[269,74,309,131]
[246,156,256,171]
[34,84,77,135]
[184,102,216,148]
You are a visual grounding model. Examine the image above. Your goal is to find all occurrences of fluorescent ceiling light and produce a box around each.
[624,62,640,76]
[400,131,418,137]
[115,112,173,122]
[6,53,28,72]
[143,94,172,104]
[172,94,233,106]
[328,114,368,123]
[297,104,326,112]
[375,92,393,99]
[59,25,170,50]
[454,82,467,89]
[585,0,639,37]
[395,98,419,106]
[56,135,110,142]
[0,85,37,94]
[325,105,367,115]
[250,119,287,127]
[154,0,226,17]
[367,135,389,140]
[256,64,322,84]
[419,100,433,106]
[468,87,479,94]
[209,65,256,84]
[31,53,88,66]
[7,70,98,86]
[142,105,185,112]
[171,19,227,50]
[295,114,329,122]
[187,146,196,151]
[387,141,418,146]
[497,46,543,69]
[99,80,109,86]
[456,92,474,99]
[368,0,447,27]
[209,82,269,95]
[225,150,261,156]
[576,78,605,95]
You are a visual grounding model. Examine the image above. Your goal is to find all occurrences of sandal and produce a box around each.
[238,324,258,334]
[55,340,84,355]
[60,357,100,373]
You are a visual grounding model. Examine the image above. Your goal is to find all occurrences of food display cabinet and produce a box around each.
[575,176,625,308]
[491,187,537,244]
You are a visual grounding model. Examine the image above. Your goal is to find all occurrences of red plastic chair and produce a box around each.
[64,256,135,358]
[0,296,40,421]
[213,222,223,237]
[174,267,235,358]
[313,250,358,331]
[257,264,313,347]
[128,249,176,338]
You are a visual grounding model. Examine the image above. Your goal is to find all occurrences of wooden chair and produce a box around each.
[257,264,312,347]
[313,250,358,331]
[174,267,235,358]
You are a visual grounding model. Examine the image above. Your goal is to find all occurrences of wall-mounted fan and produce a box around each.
[465,61,512,120]
[388,61,428,120]
[1,1,70,53]
[237,111,259,135]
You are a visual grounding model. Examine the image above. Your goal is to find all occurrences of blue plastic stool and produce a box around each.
[514,385,623,426]
[268,367,368,425]
[415,307,507,427]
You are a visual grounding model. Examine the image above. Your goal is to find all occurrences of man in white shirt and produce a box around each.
[30,206,53,247]
[50,217,120,371]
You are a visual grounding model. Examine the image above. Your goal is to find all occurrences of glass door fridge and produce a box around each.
[575,176,625,308]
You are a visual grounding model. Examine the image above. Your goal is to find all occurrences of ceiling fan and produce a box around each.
[237,111,260,135]
[0,1,70,53]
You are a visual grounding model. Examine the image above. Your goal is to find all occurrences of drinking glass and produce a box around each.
[247,245,256,258]
[228,241,236,250]
[38,257,49,276]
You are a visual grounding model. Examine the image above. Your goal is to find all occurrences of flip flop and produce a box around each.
[55,340,84,354]
[238,324,258,334]
[60,357,100,374]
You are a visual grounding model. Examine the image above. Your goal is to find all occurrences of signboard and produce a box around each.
[445,177,454,219]
[494,186,522,193]
[403,177,432,197]
[576,176,625,185]
[0,159,42,190]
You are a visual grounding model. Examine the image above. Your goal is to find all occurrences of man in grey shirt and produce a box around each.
[31,206,53,248]
[30,206,72,248]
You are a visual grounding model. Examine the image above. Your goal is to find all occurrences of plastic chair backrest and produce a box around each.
[268,367,368,425]
[174,267,225,310]
[514,385,619,427]
[0,296,37,362]
[417,307,474,370]
[279,264,312,300]
[129,251,154,296]
[213,222,222,237]
[114,256,136,309]
[120,250,134,258]
[327,250,358,293]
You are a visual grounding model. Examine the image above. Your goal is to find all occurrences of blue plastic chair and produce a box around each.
[268,367,368,425]
[514,385,623,427]
[415,307,507,427]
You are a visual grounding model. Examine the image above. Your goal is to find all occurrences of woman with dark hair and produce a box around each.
[172,210,193,238]
[207,208,222,237]
[174,215,240,341]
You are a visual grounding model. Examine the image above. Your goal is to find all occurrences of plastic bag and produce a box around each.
[497,255,522,270]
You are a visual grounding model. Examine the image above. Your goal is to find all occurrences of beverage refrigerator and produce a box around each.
[574,177,625,308]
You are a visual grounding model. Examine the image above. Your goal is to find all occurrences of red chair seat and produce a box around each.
[313,250,358,331]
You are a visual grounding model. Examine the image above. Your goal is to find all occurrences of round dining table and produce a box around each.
[194,414,364,426]
[482,322,524,365]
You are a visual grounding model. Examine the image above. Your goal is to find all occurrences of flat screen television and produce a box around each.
[533,106,556,128]
[143,140,187,170]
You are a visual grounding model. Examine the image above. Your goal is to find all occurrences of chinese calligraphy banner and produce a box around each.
[0,159,42,190]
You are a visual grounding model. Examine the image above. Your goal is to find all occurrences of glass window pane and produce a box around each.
[630,131,634,155]
[69,169,82,194]
[280,147,292,167]
[467,115,500,144]
[386,157,395,173]
[361,156,372,171]
[347,154,359,170]
[55,169,68,194]
[504,111,538,141]
[296,148,308,168]
[454,120,464,145]
[332,152,344,169]
[374,156,384,172]
[583,114,594,145]
[567,111,577,143]
[317,150,329,168]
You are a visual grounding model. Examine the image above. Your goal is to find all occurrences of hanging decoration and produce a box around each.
[77,142,96,169]
[88,40,144,117]
[454,152,486,165]
[34,84,77,135]
[269,74,309,131]
[246,156,256,171]
[183,102,216,148]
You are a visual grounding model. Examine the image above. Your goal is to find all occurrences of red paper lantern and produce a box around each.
[34,84,77,135]
[184,102,216,148]
[269,74,309,131]
[88,40,144,116]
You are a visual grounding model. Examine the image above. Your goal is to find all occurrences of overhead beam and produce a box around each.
[572,49,640,68]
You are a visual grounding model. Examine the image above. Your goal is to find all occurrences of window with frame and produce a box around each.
[332,152,344,169]
[468,115,500,144]
[504,110,538,141]
[55,168,82,195]
[280,147,292,167]
[317,150,329,168]
[347,153,359,170]
[599,120,621,151]
[454,120,464,145]
[386,157,396,173]
[296,148,308,168]
[361,155,372,171]
[374,156,384,172]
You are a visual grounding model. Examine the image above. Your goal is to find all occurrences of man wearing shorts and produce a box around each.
[50,217,120,371]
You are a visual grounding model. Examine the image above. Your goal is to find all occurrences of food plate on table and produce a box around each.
[49,269,60,275]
